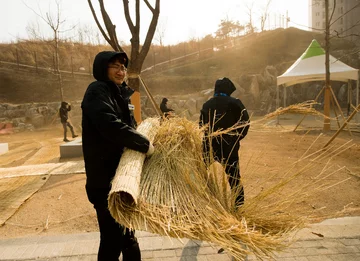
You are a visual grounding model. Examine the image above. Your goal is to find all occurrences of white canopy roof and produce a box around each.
[277,39,359,87]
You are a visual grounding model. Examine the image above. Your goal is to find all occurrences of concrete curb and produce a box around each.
[0,217,359,261]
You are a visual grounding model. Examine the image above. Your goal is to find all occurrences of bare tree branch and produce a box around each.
[330,2,360,26]
[22,0,73,102]
[87,0,112,45]
[123,0,135,34]
[330,19,360,40]
[329,0,336,23]
[139,0,160,60]
[99,0,122,51]
[260,0,272,31]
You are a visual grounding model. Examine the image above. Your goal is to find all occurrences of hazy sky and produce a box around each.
[0,0,310,45]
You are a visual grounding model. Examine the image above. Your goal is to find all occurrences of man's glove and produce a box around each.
[146,142,154,157]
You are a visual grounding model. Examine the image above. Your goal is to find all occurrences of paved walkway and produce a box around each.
[0,216,359,261]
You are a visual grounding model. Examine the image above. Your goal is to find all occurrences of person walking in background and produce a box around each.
[199,77,250,209]
[59,101,78,142]
[81,50,154,261]
[160,97,175,118]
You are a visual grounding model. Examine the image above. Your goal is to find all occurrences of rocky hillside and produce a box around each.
[0,27,359,120]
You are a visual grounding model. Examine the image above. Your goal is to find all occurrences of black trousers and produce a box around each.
[62,121,75,139]
[224,158,244,208]
[93,199,141,261]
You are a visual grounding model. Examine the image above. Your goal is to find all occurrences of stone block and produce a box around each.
[0,143,8,155]
[60,138,83,158]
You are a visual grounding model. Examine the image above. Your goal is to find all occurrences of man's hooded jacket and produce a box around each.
[81,51,150,201]
[200,77,250,161]
[59,101,71,124]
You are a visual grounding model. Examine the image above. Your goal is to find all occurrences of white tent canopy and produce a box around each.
[276,39,359,107]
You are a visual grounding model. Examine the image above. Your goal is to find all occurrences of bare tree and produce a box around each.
[23,0,75,102]
[245,2,255,34]
[154,17,167,46]
[26,20,43,40]
[76,24,104,45]
[260,0,272,32]
[88,0,160,122]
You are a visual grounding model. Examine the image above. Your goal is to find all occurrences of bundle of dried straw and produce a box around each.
[108,111,347,260]
[108,117,293,260]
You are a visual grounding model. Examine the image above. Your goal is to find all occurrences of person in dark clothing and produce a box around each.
[199,77,250,209]
[59,101,78,142]
[81,50,154,261]
[160,97,174,118]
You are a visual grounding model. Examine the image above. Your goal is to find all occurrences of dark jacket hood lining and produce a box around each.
[214,77,236,96]
[93,51,128,81]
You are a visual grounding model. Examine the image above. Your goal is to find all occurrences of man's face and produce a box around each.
[107,61,127,85]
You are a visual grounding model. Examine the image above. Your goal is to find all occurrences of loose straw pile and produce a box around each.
[264,101,326,120]
[108,114,349,260]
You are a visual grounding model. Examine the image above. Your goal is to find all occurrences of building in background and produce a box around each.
[309,0,360,42]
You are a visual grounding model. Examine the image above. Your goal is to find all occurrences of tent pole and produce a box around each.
[293,86,324,132]
[283,87,287,108]
[357,76,359,107]
[276,85,280,125]
[330,95,341,129]
[329,86,352,136]
[347,80,351,116]
[356,75,359,123]
[324,104,360,148]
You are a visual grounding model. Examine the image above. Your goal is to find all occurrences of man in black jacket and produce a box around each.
[81,51,154,261]
[59,101,78,142]
[199,77,250,209]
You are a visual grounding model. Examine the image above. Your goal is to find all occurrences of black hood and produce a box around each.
[214,77,236,96]
[93,51,129,81]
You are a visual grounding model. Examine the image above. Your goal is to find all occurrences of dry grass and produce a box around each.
[108,113,352,260]
[263,101,326,120]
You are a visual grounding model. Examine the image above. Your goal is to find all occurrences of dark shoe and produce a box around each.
[63,138,70,142]
[72,135,78,138]
[218,248,225,253]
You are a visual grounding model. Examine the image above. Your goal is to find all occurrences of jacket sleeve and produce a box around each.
[160,103,174,113]
[82,84,150,153]
[199,108,207,128]
[234,99,250,139]
[59,108,67,122]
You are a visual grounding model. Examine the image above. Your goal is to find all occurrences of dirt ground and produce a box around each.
[0,117,360,240]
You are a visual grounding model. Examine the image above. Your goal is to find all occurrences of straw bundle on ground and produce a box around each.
[108,115,348,260]
[264,101,326,120]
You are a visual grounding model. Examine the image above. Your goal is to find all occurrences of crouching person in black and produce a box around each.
[81,51,154,261]
[199,77,250,209]
[160,97,175,119]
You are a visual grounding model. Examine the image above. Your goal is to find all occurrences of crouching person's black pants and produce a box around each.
[93,198,141,261]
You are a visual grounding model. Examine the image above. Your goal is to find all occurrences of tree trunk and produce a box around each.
[323,0,331,131]
[54,32,64,102]
[128,76,141,122]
